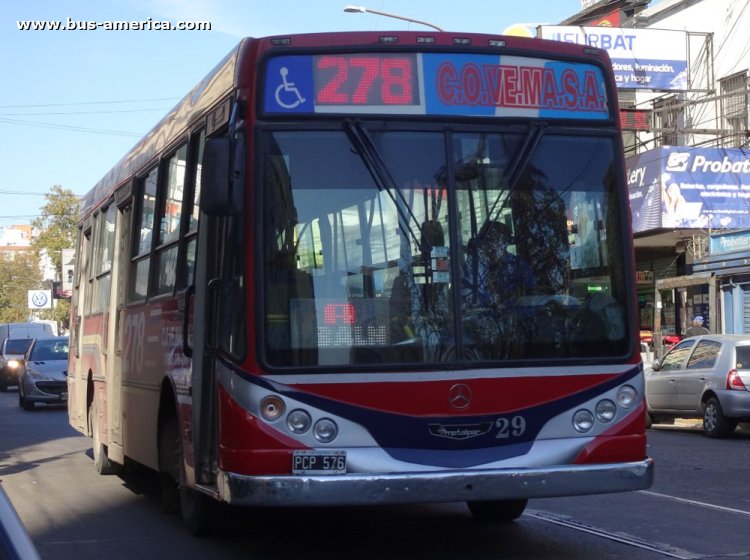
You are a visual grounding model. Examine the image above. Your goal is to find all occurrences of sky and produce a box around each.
[1,0,585,228]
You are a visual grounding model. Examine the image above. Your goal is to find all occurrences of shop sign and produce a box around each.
[636,271,654,284]
[710,230,750,255]
[539,26,687,90]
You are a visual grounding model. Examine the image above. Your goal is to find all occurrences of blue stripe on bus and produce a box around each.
[245,365,640,466]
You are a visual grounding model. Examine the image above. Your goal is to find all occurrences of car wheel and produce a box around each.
[467,499,528,522]
[703,397,737,438]
[20,385,34,411]
[89,402,121,475]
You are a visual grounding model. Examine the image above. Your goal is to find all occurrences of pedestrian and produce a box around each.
[685,315,709,337]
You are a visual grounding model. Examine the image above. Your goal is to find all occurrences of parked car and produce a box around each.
[0,338,36,392]
[17,337,69,411]
[645,334,750,437]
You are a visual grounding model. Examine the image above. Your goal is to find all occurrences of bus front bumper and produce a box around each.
[216,457,654,507]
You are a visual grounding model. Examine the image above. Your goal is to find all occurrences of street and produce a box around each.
[1,387,749,560]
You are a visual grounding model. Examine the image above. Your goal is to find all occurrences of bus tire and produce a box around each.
[89,402,121,475]
[158,417,180,515]
[467,499,528,522]
[164,414,215,536]
[180,479,215,537]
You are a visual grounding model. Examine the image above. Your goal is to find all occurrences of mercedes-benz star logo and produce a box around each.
[448,383,472,410]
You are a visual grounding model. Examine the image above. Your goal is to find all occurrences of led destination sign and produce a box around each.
[263,52,610,119]
[314,54,418,106]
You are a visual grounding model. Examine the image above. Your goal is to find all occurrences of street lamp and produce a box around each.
[343,5,445,32]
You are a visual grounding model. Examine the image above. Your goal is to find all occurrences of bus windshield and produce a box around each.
[261,126,629,368]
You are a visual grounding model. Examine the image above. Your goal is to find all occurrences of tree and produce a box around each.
[0,251,42,323]
[31,185,79,273]
[31,185,80,332]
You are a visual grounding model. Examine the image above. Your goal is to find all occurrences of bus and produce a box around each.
[68,31,653,535]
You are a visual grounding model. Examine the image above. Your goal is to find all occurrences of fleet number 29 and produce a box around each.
[495,416,527,438]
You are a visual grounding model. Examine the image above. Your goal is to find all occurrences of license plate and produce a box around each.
[292,450,346,474]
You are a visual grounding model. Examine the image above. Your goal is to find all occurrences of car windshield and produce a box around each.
[30,339,69,361]
[5,339,33,354]
[260,127,631,368]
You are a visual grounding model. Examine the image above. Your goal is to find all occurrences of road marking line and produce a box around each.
[526,510,702,559]
[639,490,750,517]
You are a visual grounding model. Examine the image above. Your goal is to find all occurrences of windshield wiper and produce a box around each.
[343,119,426,254]
[486,121,548,223]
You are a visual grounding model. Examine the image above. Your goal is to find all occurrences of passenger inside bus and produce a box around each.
[462,220,535,308]
[461,220,536,358]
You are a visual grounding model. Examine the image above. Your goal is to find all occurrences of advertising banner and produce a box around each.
[626,147,750,233]
[539,26,688,90]
[626,149,662,233]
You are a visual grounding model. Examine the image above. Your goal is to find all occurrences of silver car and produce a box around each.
[18,337,69,411]
[646,334,750,437]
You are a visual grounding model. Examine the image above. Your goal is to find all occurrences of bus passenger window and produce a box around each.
[130,167,157,300]
[180,130,206,289]
[154,144,187,296]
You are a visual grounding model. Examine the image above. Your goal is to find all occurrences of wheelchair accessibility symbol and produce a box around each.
[275,67,306,109]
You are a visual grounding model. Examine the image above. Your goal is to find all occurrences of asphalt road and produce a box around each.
[1,388,749,560]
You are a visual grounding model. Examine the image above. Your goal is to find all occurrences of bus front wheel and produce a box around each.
[467,499,528,522]
[161,415,215,536]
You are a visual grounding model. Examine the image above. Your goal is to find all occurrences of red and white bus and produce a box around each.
[68,31,653,534]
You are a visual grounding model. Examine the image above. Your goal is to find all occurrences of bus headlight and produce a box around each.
[616,385,637,409]
[260,395,285,422]
[313,418,338,443]
[572,409,594,433]
[287,409,312,434]
[595,399,617,423]
[7,359,21,370]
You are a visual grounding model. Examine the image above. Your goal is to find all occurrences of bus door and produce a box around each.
[108,184,134,464]
[190,210,222,485]
[69,224,92,433]
[190,113,246,485]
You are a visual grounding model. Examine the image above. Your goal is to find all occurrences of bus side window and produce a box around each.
[179,129,206,290]
[92,205,117,314]
[82,225,94,316]
[130,167,158,301]
[153,144,187,296]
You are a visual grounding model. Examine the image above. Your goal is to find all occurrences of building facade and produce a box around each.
[552,0,750,344]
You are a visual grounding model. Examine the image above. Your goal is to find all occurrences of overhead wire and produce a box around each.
[0,97,180,109]
[0,117,141,137]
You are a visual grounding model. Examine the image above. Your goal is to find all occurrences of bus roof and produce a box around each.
[79,41,242,219]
